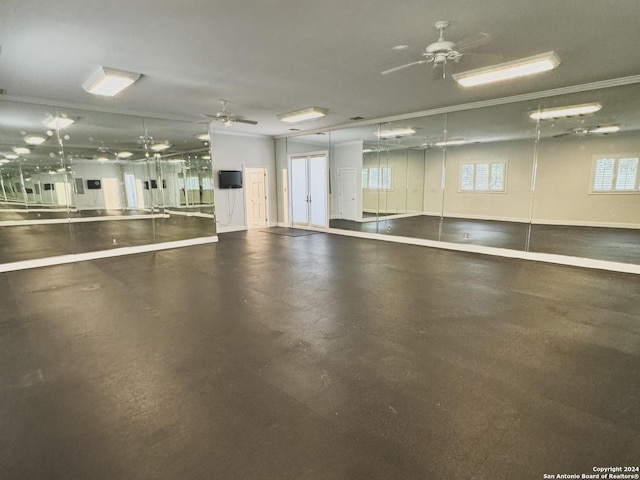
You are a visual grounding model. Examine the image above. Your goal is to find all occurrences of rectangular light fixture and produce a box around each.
[278,107,327,123]
[44,115,75,129]
[453,51,560,87]
[83,66,141,97]
[529,103,602,120]
[588,125,620,134]
[375,127,416,138]
[434,138,466,147]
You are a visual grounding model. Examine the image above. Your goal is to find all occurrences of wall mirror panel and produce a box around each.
[323,80,640,265]
[529,82,640,264]
[0,100,215,264]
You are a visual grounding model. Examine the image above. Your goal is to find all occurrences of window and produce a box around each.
[592,156,639,192]
[362,167,392,190]
[460,162,506,192]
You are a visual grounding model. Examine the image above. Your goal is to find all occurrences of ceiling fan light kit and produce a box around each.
[43,115,75,129]
[452,51,560,87]
[82,66,142,97]
[278,107,328,123]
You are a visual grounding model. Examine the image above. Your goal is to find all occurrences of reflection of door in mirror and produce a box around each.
[102,178,121,210]
[338,168,357,221]
[124,173,139,209]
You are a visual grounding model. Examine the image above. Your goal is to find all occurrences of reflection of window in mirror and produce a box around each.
[362,167,392,190]
[592,156,639,192]
[460,161,506,192]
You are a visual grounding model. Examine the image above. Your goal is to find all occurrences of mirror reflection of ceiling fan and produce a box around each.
[381,20,491,78]
[201,100,258,127]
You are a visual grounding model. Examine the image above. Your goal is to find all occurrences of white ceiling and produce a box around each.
[1,0,640,137]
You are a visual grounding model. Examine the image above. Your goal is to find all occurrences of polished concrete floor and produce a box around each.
[331,216,640,264]
[1,229,638,479]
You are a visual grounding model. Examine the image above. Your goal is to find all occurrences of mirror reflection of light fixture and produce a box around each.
[196,133,210,141]
[434,138,466,147]
[117,151,133,159]
[278,107,328,123]
[44,115,75,129]
[150,142,171,151]
[4,153,19,160]
[0,159,10,164]
[82,66,142,97]
[375,127,416,138]
[24,135,47,145]
[529,103,602,120]
[12,146,31,155]
[223,119,233,128]
[453,51,560,87]
[588,125,620,134]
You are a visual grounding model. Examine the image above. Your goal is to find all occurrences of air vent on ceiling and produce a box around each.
[0,89,6,95]
[350,116,365,121]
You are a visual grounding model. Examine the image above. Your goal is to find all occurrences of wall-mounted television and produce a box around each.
[43,183,54,191]
[87,179,102,190]
[219,170,242,189]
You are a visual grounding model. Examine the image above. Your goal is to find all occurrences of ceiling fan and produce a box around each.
[381,20,490,77]
[201,100,258,127]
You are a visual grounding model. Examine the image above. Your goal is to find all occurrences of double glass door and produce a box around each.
[290,154,328,228]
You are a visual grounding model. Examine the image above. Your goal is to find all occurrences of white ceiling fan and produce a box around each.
[201,100,258,127]
[381,20,490,78]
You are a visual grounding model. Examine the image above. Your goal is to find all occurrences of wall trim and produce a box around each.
[0,213,170,227]
[325,228,640,275]
[0,236,219,273]
[216,224,247,233]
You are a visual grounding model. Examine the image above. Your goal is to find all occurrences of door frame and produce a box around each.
[337,167,357,221]
[243,166,269,229]
[287,150,329,229]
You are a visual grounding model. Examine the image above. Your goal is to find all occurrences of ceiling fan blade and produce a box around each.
[454,32,491,52]
[381,60,427,75]
[234,118,258,125]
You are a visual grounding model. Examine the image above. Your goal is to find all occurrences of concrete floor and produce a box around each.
[0,229,638,479]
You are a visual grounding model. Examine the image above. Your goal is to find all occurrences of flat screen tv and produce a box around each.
[43,183,54,191]
[219,170,242,189]
[87,179,102,190]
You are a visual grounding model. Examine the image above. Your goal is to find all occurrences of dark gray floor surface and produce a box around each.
[331,216,640,264]
[0,229,638,479]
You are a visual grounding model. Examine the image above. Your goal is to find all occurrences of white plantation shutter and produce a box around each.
[475,163,489,190]
[460,162,506,192]
[461,164,474,190]
[615,157,638,190]
[490,163,505,191]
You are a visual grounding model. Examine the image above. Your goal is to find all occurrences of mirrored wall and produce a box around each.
[0,100,215,263]
[284,80,640,265]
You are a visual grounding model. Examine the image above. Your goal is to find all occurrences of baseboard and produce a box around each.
[0,236,219,273]
[0,214,170,227]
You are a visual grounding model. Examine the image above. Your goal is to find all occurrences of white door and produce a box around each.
[124,173,138,209]
[102,178,121,210]
[290,154,328,228]
[245,167,268,229]
[338,168,357,221]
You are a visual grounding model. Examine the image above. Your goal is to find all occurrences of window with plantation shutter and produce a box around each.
[459,162,506,193]
[592,156,639,192]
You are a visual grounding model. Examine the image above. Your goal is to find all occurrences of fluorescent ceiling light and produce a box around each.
[24,134,47,145]
[202,154,211,160]
[529,103,602,120]
[44,115,75,129]
[434,138,466,147]
[588,125,620,134]
[0,159,10,164]
[453,51,560,87]
[278,107,328,123]
[12,146,31,155]
[375,127,416,138]
[149,142,171,151]
[4,153,19,160]
[117,151,133,159]
[196,133,210,141]
[83,66,141,96]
